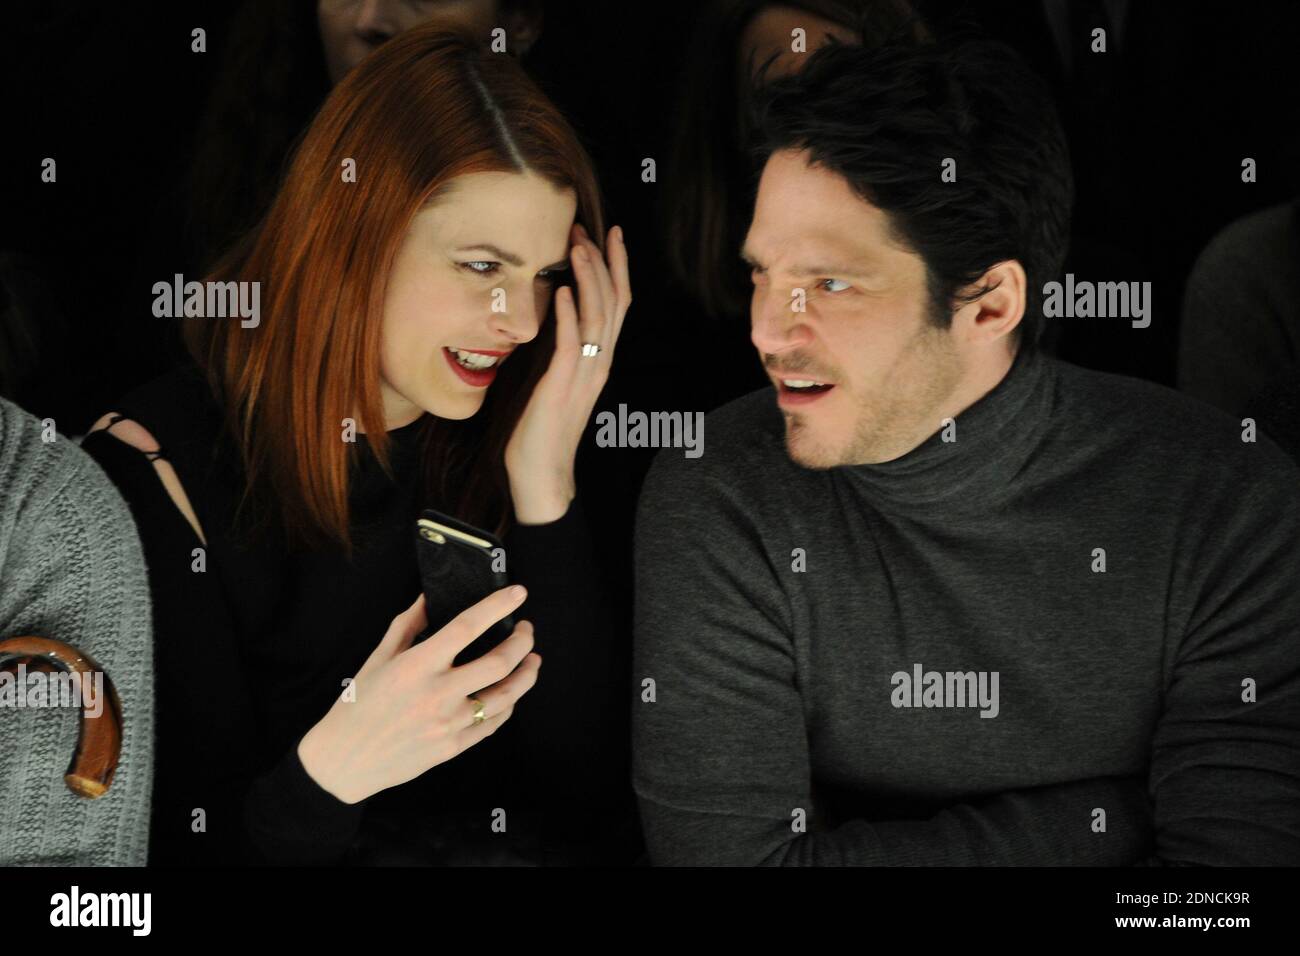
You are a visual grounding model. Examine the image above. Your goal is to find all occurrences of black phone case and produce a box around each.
[413,509,513,665]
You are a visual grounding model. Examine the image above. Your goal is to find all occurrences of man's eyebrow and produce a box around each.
[740,245,871,279]
[790,262,873,279]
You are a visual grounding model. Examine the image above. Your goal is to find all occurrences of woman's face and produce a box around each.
[317,0,543,85]
[377,170,577,428]
[318,0,499,84]
[737,4,858,90]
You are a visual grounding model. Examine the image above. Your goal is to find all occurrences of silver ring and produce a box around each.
[581,342,601,357]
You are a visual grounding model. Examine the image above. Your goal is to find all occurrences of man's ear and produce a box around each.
[503,1,543,57]
[951,260,1026,346]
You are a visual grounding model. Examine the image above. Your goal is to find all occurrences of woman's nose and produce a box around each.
[489,286,542,344]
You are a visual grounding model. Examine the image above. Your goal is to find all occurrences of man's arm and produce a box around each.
[1146,444,1300,866]
[631,451,1152,866]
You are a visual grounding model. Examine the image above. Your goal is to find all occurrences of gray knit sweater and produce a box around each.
[0,396,153,865]
[634,348,1300,865]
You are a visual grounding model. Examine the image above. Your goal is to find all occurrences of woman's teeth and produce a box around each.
[782,379,827,390]
[449,348,500,370]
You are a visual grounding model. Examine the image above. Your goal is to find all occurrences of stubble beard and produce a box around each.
[784,323,964,469]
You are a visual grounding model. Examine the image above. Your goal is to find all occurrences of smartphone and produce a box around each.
[413,509,514,665]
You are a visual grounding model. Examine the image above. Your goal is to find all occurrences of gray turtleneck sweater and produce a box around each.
[632,347,1300,865]
[0,396,154,866]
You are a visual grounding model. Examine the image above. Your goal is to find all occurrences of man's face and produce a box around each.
[743,148,968,468]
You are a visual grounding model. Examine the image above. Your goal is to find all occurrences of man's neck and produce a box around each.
[863,340,1020,466]
[936,341,1019,433]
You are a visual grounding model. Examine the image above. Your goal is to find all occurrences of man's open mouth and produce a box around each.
[776,377,836,406]
[779,378,834,395]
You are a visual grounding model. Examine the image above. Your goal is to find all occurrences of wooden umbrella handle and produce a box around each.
[0,636,124,798]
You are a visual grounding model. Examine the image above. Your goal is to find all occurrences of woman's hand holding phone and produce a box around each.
[297,586,540,804]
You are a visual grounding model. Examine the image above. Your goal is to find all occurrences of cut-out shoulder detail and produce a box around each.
[89,412,208,547]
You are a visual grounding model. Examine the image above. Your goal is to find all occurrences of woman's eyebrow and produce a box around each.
[455,243,524,266]
[456,244,571,273]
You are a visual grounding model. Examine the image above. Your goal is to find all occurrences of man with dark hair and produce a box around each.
[632,40,1300,865]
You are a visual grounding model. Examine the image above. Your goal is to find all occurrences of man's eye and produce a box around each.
[819,278,851,293]
[461,261,499,275]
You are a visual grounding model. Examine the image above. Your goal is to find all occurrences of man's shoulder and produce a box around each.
[636,387,825,533]
[643,386,797,489]
[1049,358,1300,490]
[1052,357,1255,434]
[706,386,787,446]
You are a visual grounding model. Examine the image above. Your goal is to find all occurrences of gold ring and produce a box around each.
[470,697,486,725]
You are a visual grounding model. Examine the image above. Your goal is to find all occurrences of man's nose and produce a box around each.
[751,283,812,355]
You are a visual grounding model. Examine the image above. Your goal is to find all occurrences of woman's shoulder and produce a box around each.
[110,362,226,452]
[82,362,242,547]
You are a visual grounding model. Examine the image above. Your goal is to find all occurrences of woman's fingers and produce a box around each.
[449,652,541,754]
[448,619,535,694]
[570,242,609,351]
[573,223,617,324]
[452,704,513,753]
[605,225,632,350]
[553,283,581,361]
[451,650,541,729]
[573,223,630,357]
[357,593,427,680]
[410,585,528,671]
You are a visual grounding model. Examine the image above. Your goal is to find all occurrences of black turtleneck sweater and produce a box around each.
[81,363,637,865]
[633,346,1300,865]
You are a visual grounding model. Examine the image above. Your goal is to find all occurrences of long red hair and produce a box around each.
[186,25,604,550]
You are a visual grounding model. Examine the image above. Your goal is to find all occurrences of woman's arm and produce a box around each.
[82,416,544,864]
[80,424,369,865]
[497,225,636,862]
[504,496,634,862]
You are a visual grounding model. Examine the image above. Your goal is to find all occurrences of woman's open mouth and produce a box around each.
[443,346,505,387]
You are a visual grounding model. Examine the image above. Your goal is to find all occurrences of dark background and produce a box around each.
[4,1,1299,424]
[6,0,1298,613]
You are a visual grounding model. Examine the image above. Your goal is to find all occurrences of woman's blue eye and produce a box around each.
[820,278,851,293]
[462,261,498,275]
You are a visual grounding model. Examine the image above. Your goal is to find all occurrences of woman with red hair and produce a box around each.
[83,24,633,865]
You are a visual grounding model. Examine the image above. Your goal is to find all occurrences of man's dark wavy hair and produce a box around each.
[750,38,1074,349]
